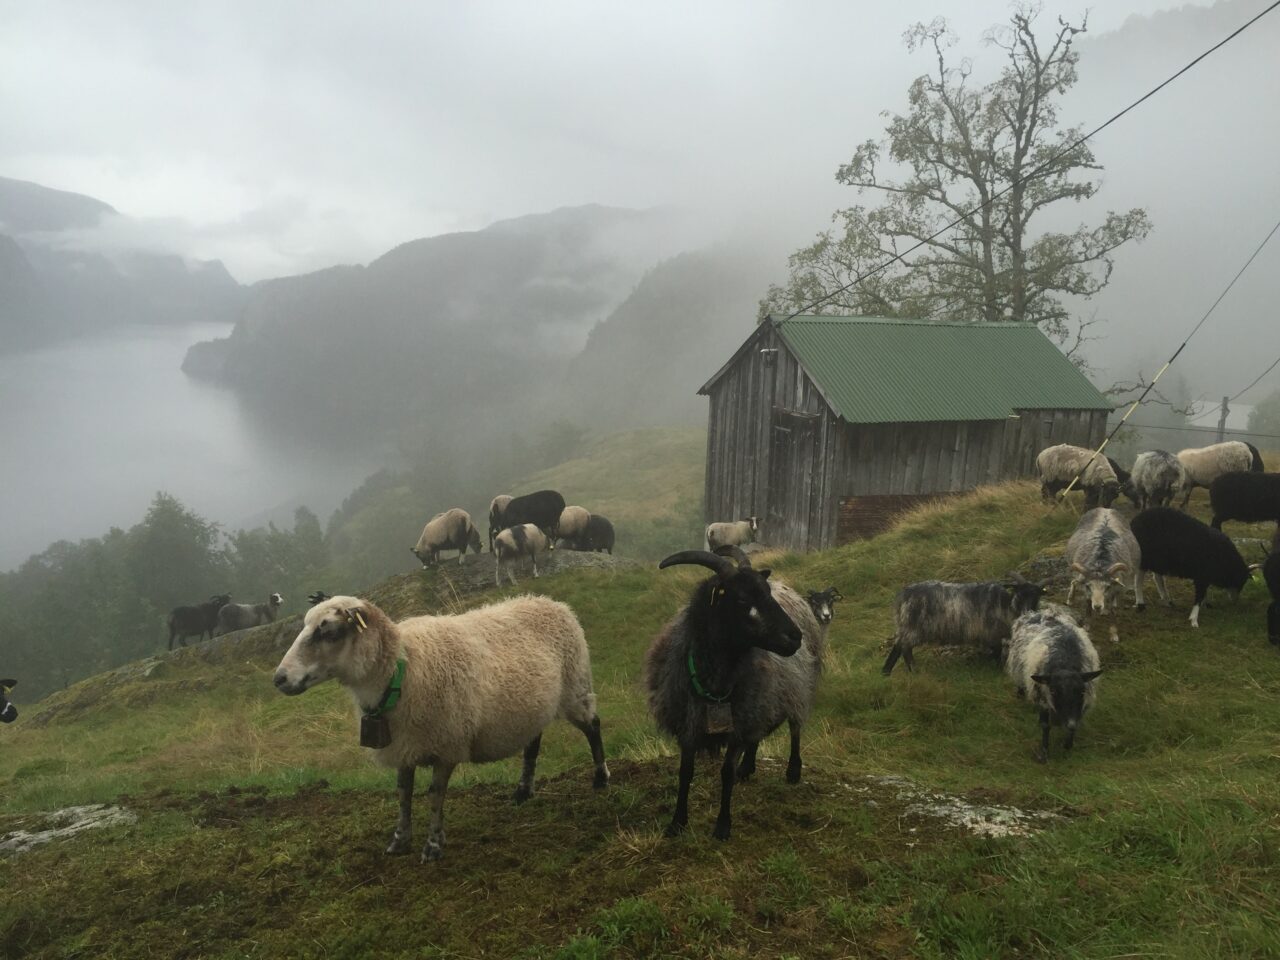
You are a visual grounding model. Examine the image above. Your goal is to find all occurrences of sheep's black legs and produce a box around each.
[571,715,609,789]
[902,647,916,671]
[736,742,758,782]
[386,766,415,855]
[1190,580,1209,628]
[422,762,455,863]
[1035,709,1051,764]
[1064,726,1076,751]
[881,643,903,675]
[514,735,541,804]
[713,741,742,841]
[666,743,696,837]
[786,722,802,784]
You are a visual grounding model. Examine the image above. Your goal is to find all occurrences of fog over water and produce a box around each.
[0,324,375,569]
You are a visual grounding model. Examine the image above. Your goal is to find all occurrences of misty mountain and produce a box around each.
[182,204,689,443]
[561,245,781,430]
[0,176,245,350]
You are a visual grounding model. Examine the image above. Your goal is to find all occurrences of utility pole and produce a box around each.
[1216,396,1230,442]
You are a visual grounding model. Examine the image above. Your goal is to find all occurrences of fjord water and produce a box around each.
[0,324,372,570]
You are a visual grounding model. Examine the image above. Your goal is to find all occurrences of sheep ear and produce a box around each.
[1080,670,1103,682]
[759,568,772,580]
[345,608,368,631]
[1031,674,1049,685]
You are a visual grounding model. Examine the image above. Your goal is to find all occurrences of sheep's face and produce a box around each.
[1032,670,1102,730]
[718,570,802,657]
[270,593,284,607]
[806,588,842,625]
[1096,481,1120,509]
[0,679,16,724]
[1007,582,1047,615]
[274,597,373,695]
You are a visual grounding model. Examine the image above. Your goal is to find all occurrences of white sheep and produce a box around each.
[273,594,609,862]
[412,508,482,567]
[1035,444,1119,508]
[705,516,760,551]
[556,505,591,548]
[1176,441,1257,507]
[493,523,550,587]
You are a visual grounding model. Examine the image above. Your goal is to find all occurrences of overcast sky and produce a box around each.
[0,0,1226,283]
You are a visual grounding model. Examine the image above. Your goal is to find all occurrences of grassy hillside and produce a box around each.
[3,484,1279,958]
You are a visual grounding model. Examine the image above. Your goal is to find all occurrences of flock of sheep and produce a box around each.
[890,439,1279,763]
[111,437,1280,858]
[167,592,284,650]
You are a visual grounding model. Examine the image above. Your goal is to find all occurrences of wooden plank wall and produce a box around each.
[837,493,962,542]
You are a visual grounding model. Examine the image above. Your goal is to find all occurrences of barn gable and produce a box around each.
[699,314,1112,551]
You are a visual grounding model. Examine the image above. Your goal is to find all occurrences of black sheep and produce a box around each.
[645,546,822,841]
[1,678,16,723]
[1129,507,1251,628]
[500,490,566,545]
[167,594,232,650]
[1209,472,1280,530]
[1264,551,1280,646]
[583,514,615,554]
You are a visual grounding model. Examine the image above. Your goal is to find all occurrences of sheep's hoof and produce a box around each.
[735,765,754,783]
[1135,603,1146,612]
[386,835,412,856]
[711,820,732,841]
[785,764,802,785]
[592,768,609,790]
[513,785,532,805]
[664,819,687,838]
[422,844,444,863]
[1034,748,1048,765]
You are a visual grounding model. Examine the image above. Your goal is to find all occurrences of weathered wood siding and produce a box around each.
[704,335,1111,553]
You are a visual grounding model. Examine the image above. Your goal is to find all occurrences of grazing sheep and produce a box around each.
[1129,507,1251,627]
[555,505,591,549]
[1106,457,1131,488]
[1176,441,1257,506]
[1064,509,1145,640]
[805,587,843,627]
[1264,550,1280,645]
[1036,445,1119,508]
[502,490,567,545]
[705,516,760,551]
[488,494,513,551]
[273,594,608,862]
[167,593,232,650]
[583,514,615,554]
[646,546,819,841]
[494,524,550,587]
[1006,610,1102,763]
[882,579,1046,675]
[1122,451,1188,510]
[1,679,16,724]
[411,508,483,567]
[216,593,284,635]
[1209,472,1280,530]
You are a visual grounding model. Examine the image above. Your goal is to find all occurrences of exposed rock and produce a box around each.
[0,804,137,856]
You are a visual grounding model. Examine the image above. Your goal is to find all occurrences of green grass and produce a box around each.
[2,482,1279,958]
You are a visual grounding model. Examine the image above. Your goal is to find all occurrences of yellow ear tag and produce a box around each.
[353,611,368,631]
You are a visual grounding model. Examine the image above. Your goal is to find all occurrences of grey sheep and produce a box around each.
[1064,508,1145,641]
[1006,609,1102,763]
[882,579,1046,675]
[1122,451,1188,510]
[216,593,284,635]
[1036,444,1119,509]
[273,593,607,862]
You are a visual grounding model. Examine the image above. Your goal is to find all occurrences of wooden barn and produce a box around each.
[698,315,1113,551]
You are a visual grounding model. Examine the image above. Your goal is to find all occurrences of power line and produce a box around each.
[1121,421,1280,442]
[785,0,1280,320]
[1187,349,1280,423]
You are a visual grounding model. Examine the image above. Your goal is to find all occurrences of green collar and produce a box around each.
[364,658,406,718]
[687,647,731,703]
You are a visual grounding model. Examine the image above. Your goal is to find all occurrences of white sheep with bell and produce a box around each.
[273,594,609,862]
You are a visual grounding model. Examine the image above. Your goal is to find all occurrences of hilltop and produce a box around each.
[3,483,1279,958]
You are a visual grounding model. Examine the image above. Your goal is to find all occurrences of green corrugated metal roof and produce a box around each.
[705,315,1113,424]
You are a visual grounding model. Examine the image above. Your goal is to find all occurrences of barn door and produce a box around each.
[767,410,819,550]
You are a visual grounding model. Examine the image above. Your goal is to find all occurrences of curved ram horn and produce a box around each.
[658,550,737,578]
[712,544,753,570]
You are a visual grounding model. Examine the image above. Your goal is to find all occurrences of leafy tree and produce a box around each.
[126,492,227,610]
[1246,387,1280,438]
[764,5,1150,357]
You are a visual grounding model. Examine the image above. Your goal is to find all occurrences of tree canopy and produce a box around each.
[764,5,1150,359]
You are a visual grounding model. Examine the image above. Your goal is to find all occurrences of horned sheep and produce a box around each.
[411,508,483,567]
[1005,609,1102,763]
[494,523,550,587]
[1035,444,1120,508]
[645,546,821,841]
[1176,441,1262,507]
[167,593,232,650]
[1209,471,1280,530]
[706,516,760,551]
[216,593,284,635]
[1063,508,1145,640]
[1129,507,1251,628]
[881,579,1046,675]
[806,587,843,627]
[273,594,608,862]
[1123,450,1188,510]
